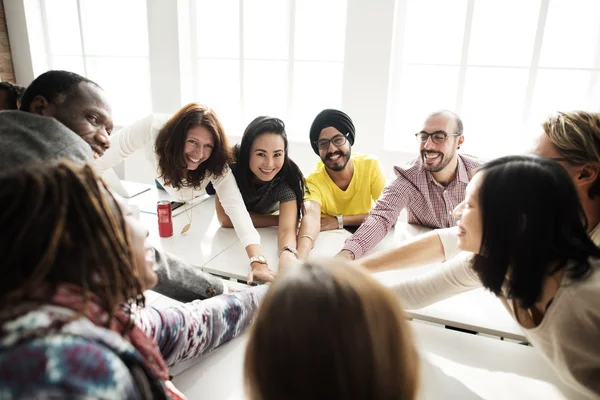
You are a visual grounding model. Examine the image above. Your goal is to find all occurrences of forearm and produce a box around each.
[136,285,268,367]
[214,171,261,246]
[215,194,234,228]
[249,213,279,228]
[357,230,445,272]
[278,226,298,252]
[342,180,408,259]
[387,253,480,310]
[297,202,321,259]
[342,213,369,227]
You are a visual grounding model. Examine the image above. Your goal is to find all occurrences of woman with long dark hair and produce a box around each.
[391,155,600,398]
[0,161,267,399]
[216,116,306,269]
[95,103,274,283]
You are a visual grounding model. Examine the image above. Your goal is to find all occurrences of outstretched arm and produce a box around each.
[297,200,321,260]
[136,285,269,367]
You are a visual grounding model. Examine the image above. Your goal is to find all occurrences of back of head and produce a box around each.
[0,161,143,322]
[244,260,419,400]
[0,81,26,110]
[542,111,600,197]
[472,155,600,308]
[19,70,100,112]
[0,110,91,172]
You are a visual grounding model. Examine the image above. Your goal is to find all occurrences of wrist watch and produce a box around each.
[279,245,299,258]
[249,255,268,267]
[335,214,344,229]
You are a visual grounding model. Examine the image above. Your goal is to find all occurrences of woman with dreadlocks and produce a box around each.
[0,161,267,399]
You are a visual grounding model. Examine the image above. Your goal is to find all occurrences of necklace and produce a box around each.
[180,189,193,234]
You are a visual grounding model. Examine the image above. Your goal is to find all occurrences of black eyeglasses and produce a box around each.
[315,134,348,150]
[415,132,461,144]
[548,157,570,163]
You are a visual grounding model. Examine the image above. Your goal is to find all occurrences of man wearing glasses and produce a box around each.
[296,109,386,260]
[338,110,483,261]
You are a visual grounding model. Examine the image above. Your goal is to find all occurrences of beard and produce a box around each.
[323,150,350,172]
[421,149,455,172]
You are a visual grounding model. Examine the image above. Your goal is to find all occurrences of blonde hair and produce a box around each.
[244,259,419,400]
[542,111,600,197]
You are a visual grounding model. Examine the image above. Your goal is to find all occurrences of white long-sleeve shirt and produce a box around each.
[391,247,600,399]
[96,114,260,248]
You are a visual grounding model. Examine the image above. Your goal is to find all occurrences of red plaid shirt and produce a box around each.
[343,153,483,259]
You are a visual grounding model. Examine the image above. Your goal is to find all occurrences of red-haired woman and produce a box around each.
[96,103,274,283]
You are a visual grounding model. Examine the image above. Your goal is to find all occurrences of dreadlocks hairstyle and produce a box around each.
[233,116,307,217]
[155,103,233,190]
[0,161,144,326]
[19,70,101,112]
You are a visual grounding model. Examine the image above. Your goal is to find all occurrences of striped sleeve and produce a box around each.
[342,177,413,259]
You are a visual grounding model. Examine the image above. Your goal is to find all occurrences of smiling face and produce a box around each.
[52,82,114,157]
[318,126,351,172]
[249,133,285,183]
[453,172,484,254]
[420,114,462,173]
[183,125,215,170]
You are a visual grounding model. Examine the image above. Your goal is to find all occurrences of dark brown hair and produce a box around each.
[244,260,419,400]
[0,161,144,325]
[155,103,233,189]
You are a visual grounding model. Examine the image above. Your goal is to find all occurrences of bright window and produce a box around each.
[42,0,151,125]
[387,0,600,159]
[193,0,347,140]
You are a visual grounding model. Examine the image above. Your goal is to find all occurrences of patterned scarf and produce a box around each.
[51,284,186,400]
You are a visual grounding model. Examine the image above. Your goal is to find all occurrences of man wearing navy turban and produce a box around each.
[296,109,386,260]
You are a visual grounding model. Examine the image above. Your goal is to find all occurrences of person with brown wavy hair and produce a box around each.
[96,103,275,283]
[0,160,268,399]
[244,259,420,400]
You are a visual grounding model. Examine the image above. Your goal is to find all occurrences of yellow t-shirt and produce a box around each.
[305,153,386,216]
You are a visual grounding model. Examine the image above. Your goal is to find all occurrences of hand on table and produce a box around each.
[320,216,339,231]
[247,263,276,285]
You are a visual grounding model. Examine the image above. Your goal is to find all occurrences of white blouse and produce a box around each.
[391,252,600,398]
[96,114,260,248]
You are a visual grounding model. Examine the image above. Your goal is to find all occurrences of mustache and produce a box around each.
[326,151,345,160]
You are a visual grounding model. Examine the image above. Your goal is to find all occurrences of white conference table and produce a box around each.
[200,221,525,341]
[131,188,524,341]
[170,319,584,400]
[131,188,240,268]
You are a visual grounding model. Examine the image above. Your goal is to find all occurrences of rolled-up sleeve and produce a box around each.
[343,178,411,258]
